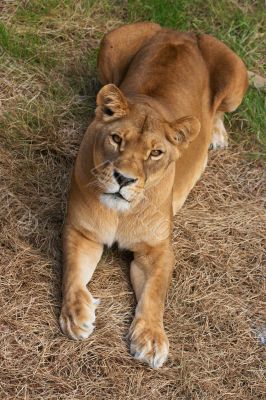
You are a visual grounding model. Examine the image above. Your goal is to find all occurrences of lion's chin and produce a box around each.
[100,193,131,212]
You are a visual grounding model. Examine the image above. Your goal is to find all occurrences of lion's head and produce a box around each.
[91,84,200,212]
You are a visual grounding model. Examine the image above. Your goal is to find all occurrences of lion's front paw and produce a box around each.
[59,288,99,340]
[129,318,169,368]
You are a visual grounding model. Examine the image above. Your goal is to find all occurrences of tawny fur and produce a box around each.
[60,23,248,368]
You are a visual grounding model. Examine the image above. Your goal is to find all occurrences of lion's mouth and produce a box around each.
[104,191,130,202]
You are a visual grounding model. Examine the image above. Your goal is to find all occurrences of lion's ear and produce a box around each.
[167,116,200,147]
[96,84,129,121]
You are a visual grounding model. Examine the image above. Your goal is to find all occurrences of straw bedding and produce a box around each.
[1,125,265,399]
[0,18,265,400]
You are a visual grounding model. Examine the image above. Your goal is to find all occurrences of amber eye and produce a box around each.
[111,133,122,145]
[150,149,163,158]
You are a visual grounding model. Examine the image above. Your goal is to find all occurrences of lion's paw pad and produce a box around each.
[129,318,169,368]
[59,289,100,340]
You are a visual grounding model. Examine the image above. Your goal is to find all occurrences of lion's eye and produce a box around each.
[111,134,122,145]
[150,149,163,158]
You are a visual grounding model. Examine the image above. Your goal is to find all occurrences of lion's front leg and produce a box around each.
[59,225,103,340]
[129,241,174,368]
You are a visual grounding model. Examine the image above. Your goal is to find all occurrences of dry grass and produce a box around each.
[0,1,265,399]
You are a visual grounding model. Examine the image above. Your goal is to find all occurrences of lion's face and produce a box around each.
[92,84,200,212]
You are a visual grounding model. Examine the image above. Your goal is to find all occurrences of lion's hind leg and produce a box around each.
[210,112,228,150]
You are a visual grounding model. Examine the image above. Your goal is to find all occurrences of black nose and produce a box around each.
[113,170,137,187]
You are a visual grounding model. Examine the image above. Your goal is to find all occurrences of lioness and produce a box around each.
[59,23,248,368]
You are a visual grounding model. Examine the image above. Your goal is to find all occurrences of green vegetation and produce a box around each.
[0,0,265,159]
[128,0,265,70]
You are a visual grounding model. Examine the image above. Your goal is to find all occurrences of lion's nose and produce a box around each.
[113,169,137,187]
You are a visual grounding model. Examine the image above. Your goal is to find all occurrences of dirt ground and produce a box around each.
[0,2,265,400]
